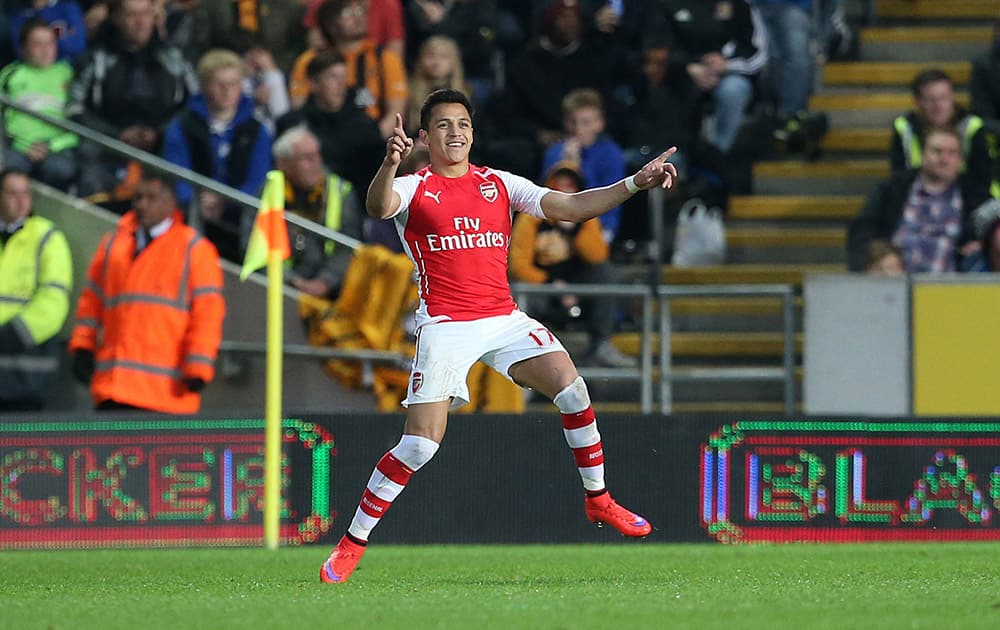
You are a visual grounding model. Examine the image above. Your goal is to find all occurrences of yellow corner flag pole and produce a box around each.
[241,170,290,550]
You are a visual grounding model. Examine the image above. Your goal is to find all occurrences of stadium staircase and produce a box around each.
[569,0,1000,415]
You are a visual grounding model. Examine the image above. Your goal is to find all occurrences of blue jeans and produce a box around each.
[757,3,814,117]
[712,74,753,153]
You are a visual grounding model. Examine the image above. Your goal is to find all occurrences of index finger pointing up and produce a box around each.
[657,146,678,162]
[395,113,405,134]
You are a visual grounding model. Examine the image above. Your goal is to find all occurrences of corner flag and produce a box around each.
[241,170,290,281]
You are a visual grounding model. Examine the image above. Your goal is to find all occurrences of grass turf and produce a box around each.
[1,543,998,629]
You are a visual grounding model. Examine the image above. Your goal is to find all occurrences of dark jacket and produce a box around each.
[276,99,384,197]
[67,31,197,138]
[971,45,1000,136]
[847,170,989,271]
[644,0,767,78]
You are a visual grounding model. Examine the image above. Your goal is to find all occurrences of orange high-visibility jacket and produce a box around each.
[69,210,225,413]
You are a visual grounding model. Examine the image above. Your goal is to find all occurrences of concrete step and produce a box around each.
[612,331,804,358]
[821,128,890,153]
[730,195,862,221]
[727,226,845,248]
[860,26,990,61]
[725,226,846,265]
[823,61,970,87]
[810,92,970,128]
[753,159,888,195]
[877,0,1000,20]
[663,263,844,286]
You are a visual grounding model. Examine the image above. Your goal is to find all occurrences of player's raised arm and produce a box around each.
[367,113,414,219]
[541,147,679,223]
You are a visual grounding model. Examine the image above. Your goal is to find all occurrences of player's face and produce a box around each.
[421,102,473,166]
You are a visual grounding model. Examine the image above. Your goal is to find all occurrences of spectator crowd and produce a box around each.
[4,0,1000,413]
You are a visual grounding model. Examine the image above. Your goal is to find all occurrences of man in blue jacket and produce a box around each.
[162,48,273,261]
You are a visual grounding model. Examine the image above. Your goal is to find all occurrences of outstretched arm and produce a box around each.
[366,113,413,219]
[541,148,678,223]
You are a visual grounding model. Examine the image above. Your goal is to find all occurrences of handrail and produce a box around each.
[512,281,654,413]
[0,94,361,250]
[656,284,797,416]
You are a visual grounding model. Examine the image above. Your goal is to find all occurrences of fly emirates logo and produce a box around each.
[425,216,509,253]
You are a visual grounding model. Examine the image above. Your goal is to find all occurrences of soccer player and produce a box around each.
[320,88,677,584]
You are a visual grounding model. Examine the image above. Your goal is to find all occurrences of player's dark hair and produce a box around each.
[911,68,952,97]
[419,88,473,131]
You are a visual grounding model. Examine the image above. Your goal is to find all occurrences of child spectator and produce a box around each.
[510,162,636,368]
[0,18,79,190]
[540,88,626,243]
[864,240,904,276]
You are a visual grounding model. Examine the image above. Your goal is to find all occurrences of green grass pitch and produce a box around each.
[1,543,999,629]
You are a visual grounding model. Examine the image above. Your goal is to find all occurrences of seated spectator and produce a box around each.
[753,0,828,158]
[405,35,470,135]
[509,163,636,368]
[961,200,1000,272]
[644,0,768,155]
[276,49,383,199]
[864,240,904,276]
[288,0,407,137]
[274,125,363,300]
[243,45,290,131]
[68,0,197,201]
[8,0,87,62]
[0,19,79,190]
[189,0,306,71]
[848,127,990,273]
[406,0,499,106]
[302,0,405,57]
[891,68,991,197]
[162,48,273,261]
[540,88,626,243]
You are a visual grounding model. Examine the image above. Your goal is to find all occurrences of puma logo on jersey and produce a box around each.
[423,190,442,204]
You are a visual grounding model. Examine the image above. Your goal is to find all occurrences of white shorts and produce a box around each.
[403,310,567,409]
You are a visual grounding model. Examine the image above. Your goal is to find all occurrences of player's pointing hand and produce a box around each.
[386,113,414,166]
[632,147,679,191]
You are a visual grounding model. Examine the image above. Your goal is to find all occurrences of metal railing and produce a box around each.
[657,284,797,415]
[512,282,655,413]
[0,94,361,250]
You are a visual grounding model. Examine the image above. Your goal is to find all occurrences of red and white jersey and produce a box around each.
[390,164,549,326]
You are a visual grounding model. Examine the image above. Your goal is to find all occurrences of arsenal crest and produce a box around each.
[479,181,498,203]
[412,371,423,393]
